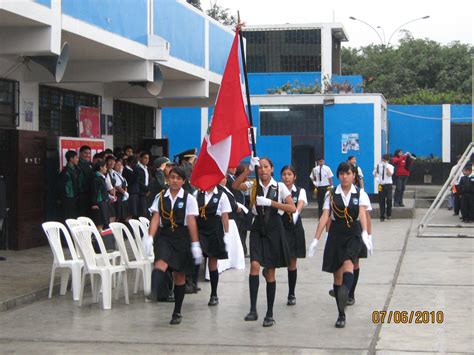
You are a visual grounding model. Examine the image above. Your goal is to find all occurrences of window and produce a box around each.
[0,79,19,128]
[260,105,323,136]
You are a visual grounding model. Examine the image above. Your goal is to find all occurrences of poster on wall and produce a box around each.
[78,106,101,138]
[341,133,360,154]
[58,137,105,169]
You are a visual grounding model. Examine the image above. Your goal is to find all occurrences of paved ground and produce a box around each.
[0,205,473,354]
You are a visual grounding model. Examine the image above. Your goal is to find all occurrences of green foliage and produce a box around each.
[267,80,321,94]
[342,38,473,104]
[186,0,202,11]
[206,1,237,26]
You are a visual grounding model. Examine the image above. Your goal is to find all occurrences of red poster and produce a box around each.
[59,137,105,169]
[78,106,101,138]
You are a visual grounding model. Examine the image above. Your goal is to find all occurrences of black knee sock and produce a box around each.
[192,264,200,287]
[288,269,297,297]
[151,269,166,301]
[173,284,185,315]
[266,281,276,318]
[342,272,354,291]
[349,268,360,298]
[249,275,259,313]
[210,269,219,297]
[333,284,344,317]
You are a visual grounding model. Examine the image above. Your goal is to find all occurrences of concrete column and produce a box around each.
[321,26,333,92]
[442,104,451,163]
[201,107,208,142]
[155,108,162,138]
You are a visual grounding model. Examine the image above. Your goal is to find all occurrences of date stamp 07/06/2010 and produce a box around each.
[372,311,445,324]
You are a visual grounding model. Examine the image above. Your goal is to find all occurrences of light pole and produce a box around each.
[377,26,386,46]
[386,16,430,46]
[349,16,384,45]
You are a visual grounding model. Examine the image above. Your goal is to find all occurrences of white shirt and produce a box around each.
[137,162,149,186]
[373,162,394,185]
[252,178,291,216]
[149,188,198,226]
[201,187,232,216]
[356,166,364,178]
[323,184,371,219]
[113,170,128,188]
[290,185,308,207]
[105,172,114,191]
[449,164,463,186]
[310,165,334,187]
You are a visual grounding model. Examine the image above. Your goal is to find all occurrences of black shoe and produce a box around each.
[400,203,405,207]
[262,316,275,327]
[393,203,400,207]
[380,217,385,222]
[244,254,250,258]
[185,284,196,294]
[452,213,458,216]
[335,315,346,328]
[329,289,335,297]
[170,313,183,325]
[387,216,392,220]
[287,295,296,306]
[208,296,219,306]
[166,294,175,302]
[244,311,258,321]
[347,297,355,306]
[337,285,349,310]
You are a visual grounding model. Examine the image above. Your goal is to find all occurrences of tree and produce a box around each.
[186,0,202,11]
[206,1,237,26]
[342,38,472,104]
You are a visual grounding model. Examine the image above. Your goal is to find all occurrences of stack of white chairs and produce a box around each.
[109,222,151,298]
[128,218,154,263]
[42,222,84,301]
[71,225,129,310]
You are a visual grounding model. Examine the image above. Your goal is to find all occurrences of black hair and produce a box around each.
[93,159,106,172]
[236,163,246,177]
[127,155,138,166]
[104,148,113,155]
[347,155,355,161]
[105,155,116,163]
[65,150,77,162]
[79,145,91,153]
[260,157,274,168]
[113,147,124,156]
[382,153,391,161]
[169,166,186,180]
[394,149,402,157]
[139,151,150,158]
[281,165,296,176]
[464,164,472,171]
[336,162,355,176]
[124,145,134,151]
[116,152,126,161]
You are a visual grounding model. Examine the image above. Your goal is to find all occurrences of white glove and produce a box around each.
[142,235,154,257]
[308,238,318,257]
[248,156,260,172]
[256,196,272,207]
[223,232,231,252]
[122,191,129,201]
[361,230,372,254]
[191,241,203,265]
[292,211,299,224]
[368,234,374,256]
[108,194,117,202]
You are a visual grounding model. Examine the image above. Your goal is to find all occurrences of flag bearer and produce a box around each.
[233,157,296,327]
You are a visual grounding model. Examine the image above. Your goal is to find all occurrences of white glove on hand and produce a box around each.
[361,230,372,254]
[256,196,272,207]
[292,211,299,224]
[191,241,203,265]
[142,235,154,257]
[223,232,231,253]
[249,156,260,172]
[308,238,318,257]
[122,191,129,201]
[368,234,374,256]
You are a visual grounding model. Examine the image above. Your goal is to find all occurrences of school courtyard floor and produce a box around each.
[0,207,472,354]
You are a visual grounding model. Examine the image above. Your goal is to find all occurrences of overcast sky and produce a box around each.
[202,0,473,48]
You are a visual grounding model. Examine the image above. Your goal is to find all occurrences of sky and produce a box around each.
[201,0,473,48]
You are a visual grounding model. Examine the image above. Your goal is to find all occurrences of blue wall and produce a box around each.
[162,107,202,160]
[62,0,148,44]
[388,105,442,158]
[324,104,375,193]
[154,0,205,67]
[34,0,51,7]
[209,22,234,75]
[451,104,472,123]
[248,72,363,95]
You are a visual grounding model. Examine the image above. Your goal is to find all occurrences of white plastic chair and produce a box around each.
[109,222,151,298]
[128,219,154,263]
[42,222,84,301]
[138,216,150,229]
[71,225,129,310]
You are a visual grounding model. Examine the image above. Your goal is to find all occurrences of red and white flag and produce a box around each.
[191,28,251,191]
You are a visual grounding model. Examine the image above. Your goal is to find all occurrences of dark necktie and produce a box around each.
[319,167,322,183]
[382,164,385,180]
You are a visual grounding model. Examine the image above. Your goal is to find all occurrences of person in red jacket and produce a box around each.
[392,149,410,207]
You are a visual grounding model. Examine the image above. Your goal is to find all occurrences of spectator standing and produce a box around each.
[392,149,410,207]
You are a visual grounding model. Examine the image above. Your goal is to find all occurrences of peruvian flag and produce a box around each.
[191,28,251,191]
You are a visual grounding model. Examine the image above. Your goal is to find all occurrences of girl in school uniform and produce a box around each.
[196,184,232,306]
[112,158,129,222]
[309,162,371,328]
[143,167,202,325]
[91,159,110,231]
[280,165,307,306]
[105,155,117,223]
[232,157,296,327]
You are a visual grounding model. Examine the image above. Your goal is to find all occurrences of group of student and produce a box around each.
[450,157,474,223]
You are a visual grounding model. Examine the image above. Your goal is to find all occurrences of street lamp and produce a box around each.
[349,16,384,45]
[377,26,386,46]
[386,16,430,46]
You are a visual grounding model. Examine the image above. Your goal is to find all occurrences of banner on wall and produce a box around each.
[341,133,360,154]
[59,137,105,169]
[78,106,101,138]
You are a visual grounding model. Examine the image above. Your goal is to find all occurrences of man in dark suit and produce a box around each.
[135,152,150,218]
[123,155,139,218]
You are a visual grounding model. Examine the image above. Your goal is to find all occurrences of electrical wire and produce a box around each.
[387,108,472,121]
